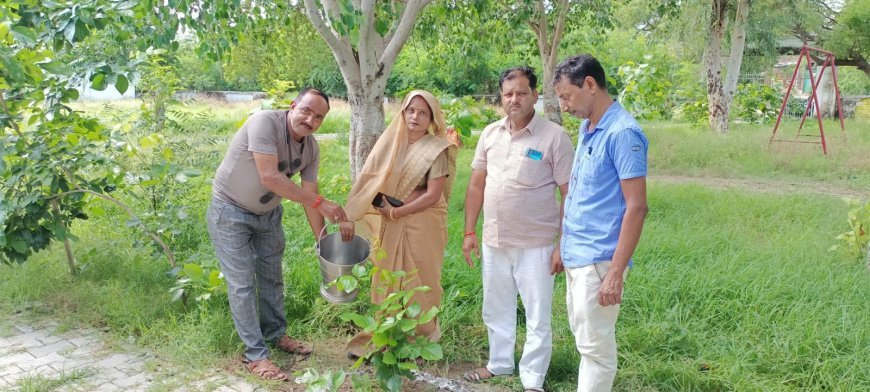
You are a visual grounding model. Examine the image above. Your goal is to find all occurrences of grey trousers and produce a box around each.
[207,198,287,361]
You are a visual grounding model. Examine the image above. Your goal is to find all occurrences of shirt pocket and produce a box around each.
[580,149,605,186]
[515,157,549,187]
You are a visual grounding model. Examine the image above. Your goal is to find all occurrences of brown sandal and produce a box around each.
[276,335,313,355]
[245,359,288,381]
[463,367,496,382]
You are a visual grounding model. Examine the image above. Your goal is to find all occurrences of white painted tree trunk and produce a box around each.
[704,0,749,134]
[302,0,430,181]
[817,69,837,118]
[347,90,386,177]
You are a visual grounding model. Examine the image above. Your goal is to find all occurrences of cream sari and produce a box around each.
[344,90,458,357]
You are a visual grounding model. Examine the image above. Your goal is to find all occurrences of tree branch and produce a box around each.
[531,1,548,62]
[0,92,22,136]
[358,0,378,79]
[302,0,352,59]
[378,0,430,69]
[723,0,749,100]
[302,0,361,85]
[548,0,569,67]
[50,189,177,268]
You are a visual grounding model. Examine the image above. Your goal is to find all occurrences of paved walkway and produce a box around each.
[0,313,261,391]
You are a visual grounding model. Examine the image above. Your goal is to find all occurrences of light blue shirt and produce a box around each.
[561,101,648,268]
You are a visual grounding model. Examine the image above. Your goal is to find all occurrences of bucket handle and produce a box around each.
[316,223,371,261]
[316,224,331,257]
[316,223,347,257]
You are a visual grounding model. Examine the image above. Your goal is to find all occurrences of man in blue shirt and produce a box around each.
[554,54,649,392]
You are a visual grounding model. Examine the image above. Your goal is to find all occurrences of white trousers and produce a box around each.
[482,244,555,389]
[565,261,627,392]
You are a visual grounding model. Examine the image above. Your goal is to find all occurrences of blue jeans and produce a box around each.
[207,198,287,361]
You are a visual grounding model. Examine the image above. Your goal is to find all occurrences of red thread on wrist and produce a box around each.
[464,231,476,237]
[311,195,324,208]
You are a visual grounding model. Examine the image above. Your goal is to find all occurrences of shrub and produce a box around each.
[733,83,782,123]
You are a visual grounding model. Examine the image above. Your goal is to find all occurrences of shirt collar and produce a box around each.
[501,111,540,135]
[581,100,622,136]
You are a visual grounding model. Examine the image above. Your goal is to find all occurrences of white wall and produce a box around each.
[76,84,135,101]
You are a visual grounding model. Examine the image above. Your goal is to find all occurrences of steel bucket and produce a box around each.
[317,227,370,304]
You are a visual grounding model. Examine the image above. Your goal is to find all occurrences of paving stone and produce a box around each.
[0,376,15,388]
[4,314,265,392]
[115,362,147,376]
[66,335,95,348]
[101,368,132,384]
[113,372,149,388]
[66,345,98,359]
[51,356,97,373]
[28,340,74,358]
[0,364,23,378]
[94,382,122,392]
[32,364,58,376]
[36,333,63,345]
[95,353,133,369]
[230,380,259,392]
[0,344,26,357]
[0,351,35,367]
[6,330,50,347]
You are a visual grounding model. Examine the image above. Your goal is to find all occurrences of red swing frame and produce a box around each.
[768,45,846,155]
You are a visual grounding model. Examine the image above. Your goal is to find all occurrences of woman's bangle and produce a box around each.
[389,207,397,220]
[464,231,476,237]
[311,194,324,208]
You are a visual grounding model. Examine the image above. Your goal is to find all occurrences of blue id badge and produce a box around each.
[524,148,543,161]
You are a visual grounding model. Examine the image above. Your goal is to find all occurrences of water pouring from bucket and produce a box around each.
[317,225,370,304]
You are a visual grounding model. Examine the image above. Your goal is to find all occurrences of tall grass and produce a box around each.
[1,101,868,391]
[647,119,870,189]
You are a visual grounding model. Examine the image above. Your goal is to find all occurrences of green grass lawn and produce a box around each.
[1,101,868,391]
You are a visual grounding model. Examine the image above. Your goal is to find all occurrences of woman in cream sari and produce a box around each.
[340,90,458,358]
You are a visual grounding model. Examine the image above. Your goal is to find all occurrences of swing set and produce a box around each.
[768,45,846,155]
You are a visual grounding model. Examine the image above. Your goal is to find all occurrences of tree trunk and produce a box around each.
[531,0,567,126]
[303,0,429,180]
[542,67,561,125]
[704,0,728,133]
[347,90,385,181]
[704,0,749,134]
[817,69,836,118]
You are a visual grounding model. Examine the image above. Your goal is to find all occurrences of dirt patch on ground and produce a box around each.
[651,174,869,199]
[222,336,510,391]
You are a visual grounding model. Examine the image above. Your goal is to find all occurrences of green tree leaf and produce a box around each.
[10,239,27,254]
[382,350,397,365]
[419,342,443,361]
[38,61,74,76]
[10,26,37,46]
[405,302,421,318]
[385,374,402,392]
[90,73,108,90]
[397,318,416,332]
[115,74,129,94]
[341,313,375,329]
[418,306,438,325]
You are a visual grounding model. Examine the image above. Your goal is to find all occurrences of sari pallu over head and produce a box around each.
[343,91,457,356]
[344,90,458,223]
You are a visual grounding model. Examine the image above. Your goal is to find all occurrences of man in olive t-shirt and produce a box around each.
[206,88,348,381]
